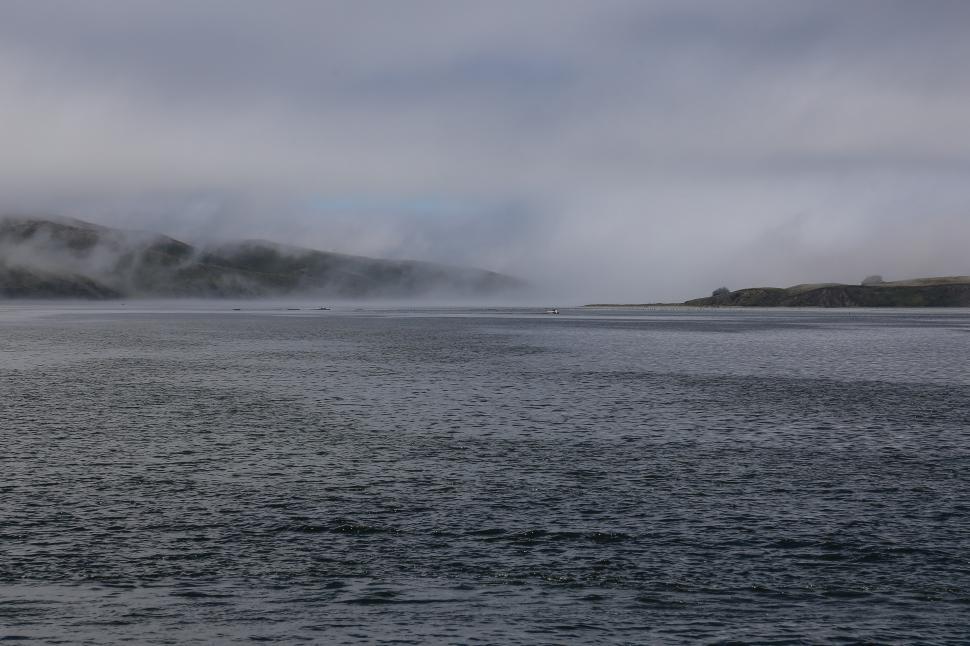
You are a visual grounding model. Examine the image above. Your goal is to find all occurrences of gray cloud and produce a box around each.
[1,0,969,302]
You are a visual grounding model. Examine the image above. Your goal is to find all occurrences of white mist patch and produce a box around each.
[0,215,526,300]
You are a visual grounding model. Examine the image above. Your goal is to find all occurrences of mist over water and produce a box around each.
[2,1,970,302]
[2,304,970,643]
[3,1,970,643]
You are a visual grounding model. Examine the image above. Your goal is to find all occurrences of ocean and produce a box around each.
[2,304,969,644]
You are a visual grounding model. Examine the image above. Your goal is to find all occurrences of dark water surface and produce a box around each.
[2,305,969,644]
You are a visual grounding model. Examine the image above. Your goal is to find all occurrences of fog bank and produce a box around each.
[2,1,969,302]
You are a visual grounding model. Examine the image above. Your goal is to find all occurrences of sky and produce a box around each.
[1,0,969,302]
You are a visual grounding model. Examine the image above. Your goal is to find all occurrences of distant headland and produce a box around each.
[0,215,524,299]
[587,276,970,308]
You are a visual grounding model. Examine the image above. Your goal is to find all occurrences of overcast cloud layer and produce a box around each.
[2,0,969,302]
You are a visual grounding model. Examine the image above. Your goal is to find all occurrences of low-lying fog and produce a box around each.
[2,1,969,303]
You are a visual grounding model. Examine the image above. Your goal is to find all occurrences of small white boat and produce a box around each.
[544,308,560,315]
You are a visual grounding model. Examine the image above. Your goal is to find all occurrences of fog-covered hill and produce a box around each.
[0,216,523,299]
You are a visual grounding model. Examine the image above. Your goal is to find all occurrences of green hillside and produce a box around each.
[0,216,523,299]
[685,278,970,307]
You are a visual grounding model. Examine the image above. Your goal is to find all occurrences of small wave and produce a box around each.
[499,529,632,544]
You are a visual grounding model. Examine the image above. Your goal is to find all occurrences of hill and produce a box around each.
[0,215,523,299]
[684,278,970,307]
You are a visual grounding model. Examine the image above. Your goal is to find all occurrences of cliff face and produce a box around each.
[0,216,524,299]
[686,281,970,307]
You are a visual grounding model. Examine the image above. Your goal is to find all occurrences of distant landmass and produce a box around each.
[0,216,524,299]
[685,278,970,307]
[587,276,970,308]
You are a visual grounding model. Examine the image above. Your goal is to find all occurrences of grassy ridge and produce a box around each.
[684,278,970,307]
